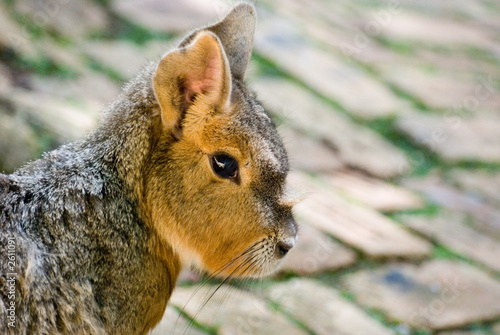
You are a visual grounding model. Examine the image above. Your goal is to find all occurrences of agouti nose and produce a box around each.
[276,217,298,258]
[277,240,295,256]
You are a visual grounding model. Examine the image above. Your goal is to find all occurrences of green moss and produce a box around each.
[336,285,415,335]
[84,56,125,83]
[252,52,351,115]
[364,308,400,330]
[463,46,500,68]
[253,53,447,179]
[443,160,500,173]
[432,245,462,260]
[264,300,317,335]
[433,242,500,281]
[353,57,431,111]
[23,56,76,78]
[432,244,489,272]
[361,116,440,178]
[36,132,60,155]
[374,37,416,55]
[91,14,175,45]
[389,203,441,219]
[9,10,65,42]
[338,290,357,302]
[413,330,432,335]
[314,260,382,286]
[92,0,112,8]
[433,245,498,275]
[384,81,432,112]
[0,47,76,78]
[251,53,286,78]
[171,306,216,334]
[13,15,45,40]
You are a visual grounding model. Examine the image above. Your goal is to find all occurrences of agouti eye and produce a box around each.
[211,154,239,179]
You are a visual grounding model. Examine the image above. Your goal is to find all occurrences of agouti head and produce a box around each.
[145,4,298,278]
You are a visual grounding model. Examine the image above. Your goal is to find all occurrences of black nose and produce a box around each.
[277,241,294,256]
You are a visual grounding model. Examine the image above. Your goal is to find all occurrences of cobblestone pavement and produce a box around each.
[1,0,500,334]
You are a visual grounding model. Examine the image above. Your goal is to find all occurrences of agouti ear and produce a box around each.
[178,3,256,81]
[153,32,231,137]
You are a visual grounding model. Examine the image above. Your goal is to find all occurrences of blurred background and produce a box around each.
[1,0,500,334]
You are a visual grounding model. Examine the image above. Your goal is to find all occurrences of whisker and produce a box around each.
[172,250,250,334]
[179,254,260,335]
[203,242,261,280]
[175,241,266,335]
[191,249,263,314]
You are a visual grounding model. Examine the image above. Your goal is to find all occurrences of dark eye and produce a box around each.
[211,154,239,179]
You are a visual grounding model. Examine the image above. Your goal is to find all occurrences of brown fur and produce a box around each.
[0,4,297,334]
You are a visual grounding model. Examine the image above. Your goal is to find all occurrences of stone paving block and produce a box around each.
[31,71,120,113]
[378,11,497,52]
[0,3,39,59]
[252,77,410,178]
[400,0,495,22]
[7,36,87,77]
[0,64,12,95]
[259,0,359,59]
[323,171,424,212]
[150,305,206,335]
[343,260,500,330]
[396,112,500,163]
[279,127,344,173]
[169,284,306,335]
[2,87,96,142]
[81,40,173,81]
[265,278,395,335]
[0,3,27,50]
[14,0,108,40]
[0,110,39,173]
[381,65,500,112]
[449,169,500,207]
[265,0,500,82]
[280,223,356,275]
[0,5,88,74]
[399,212,500,272]
[0,7,87,75]
[290,172,432,258]
[414,50,500,80]
[336,40,497,89]
[254,12,409,119]
[260,0,355,34]
[37,37,90,74]
[268,0,500,61]
[111,0,226,33]
[403,173,500,240]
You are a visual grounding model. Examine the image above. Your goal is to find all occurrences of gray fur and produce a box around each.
[0,63,175,334]
[0,3,293,334]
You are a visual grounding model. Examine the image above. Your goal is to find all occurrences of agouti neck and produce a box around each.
[87,64,160,201]
[85,63,182,284]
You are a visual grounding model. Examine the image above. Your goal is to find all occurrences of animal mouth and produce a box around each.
[208,236,295,280]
